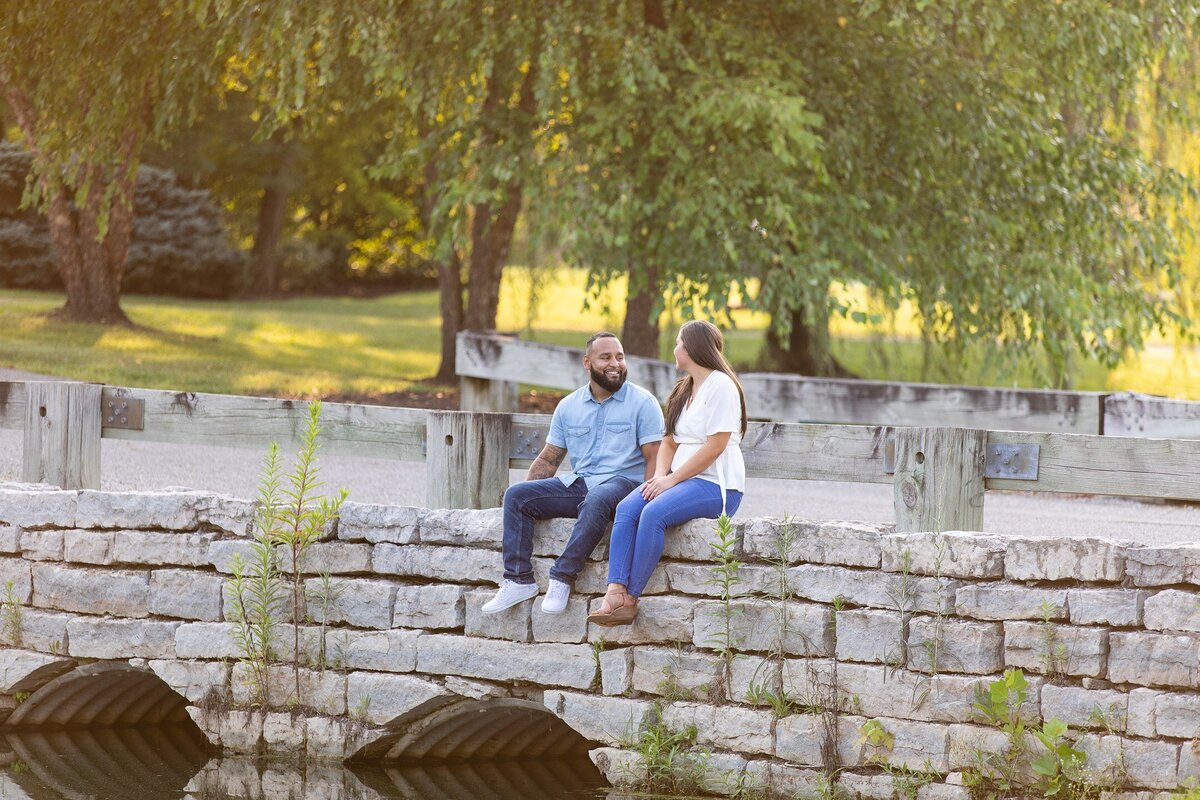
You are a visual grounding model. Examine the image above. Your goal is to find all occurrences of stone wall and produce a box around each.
[2,482,1200,798]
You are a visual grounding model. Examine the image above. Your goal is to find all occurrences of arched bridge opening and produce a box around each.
[4,663,193,728]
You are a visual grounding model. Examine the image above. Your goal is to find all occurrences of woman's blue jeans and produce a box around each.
[607,478,743,597]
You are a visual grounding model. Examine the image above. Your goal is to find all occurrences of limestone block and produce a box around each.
[1152,691,1200,738]
[569,560,668,596]
[838,714,950,772]
[543,689,655,744]
[215,708,265,753]
[1143,589,1200,634]
[1068,588,1149,627]
[631,646,724,700]
[664,562,779,598]
[835,610,904,664]
[0,526,19,554]
[531,518,581,559]
[147,659,229,703]
[345,671,450,726]
[954,585,1067,621]
[373,544,497,583]
[62,530,114,564]
[76,490,200,530]
[150,569,224,621]
[1040,685,1129,732]
[20,530,62,561]
[1177,740,1200,786]
[908,617,1003,675]
[195,494,256,536]
[788,564,957,613]
[660,701,775,755]
[112,531,219,567]
[262,712,306,753]
[728,655,780,705]
[393,584,465,630]
[443,676,506,700]
[66,617,179,659]
[278,543,372,575]
[881,532,1007,579]
[532,594,589,643]
[1125,544,1200,587]
[337,629,419,673]
[0,488,76,528]
[1004,536,1127,582]
[306,716,351,760]
[600,647,633,695]
[743,518,885,569]
[946,723,1011,771]
[0,557,32,603]
[337,502,422,544]
[839,773,900,800]
[585,595,696,645]
[774,713,826,766]
[1076,734,1178,790]
[1004,621,1108,678]
[175,621,240,659]
[417,633,596,689]
[766,762,826,796]
[32,563,149,617]
[693,599,833,657]
[416,507,503,548]
[835,663,987,724]
[222,580,300,625]
[1108,632,1200,688]
[661,517,740,562]
[464,588,532,643]
[304,577,395,630]
[589,746,642,788]
[207,540,259,574]
[917,785,971,800]
[17,609,71,653]
[781,658,837,704]
[1126,688,1159,738]
[231,663,346,715]
[0,649,74,694]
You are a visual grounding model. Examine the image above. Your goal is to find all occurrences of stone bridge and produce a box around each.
[3,483,1200,797]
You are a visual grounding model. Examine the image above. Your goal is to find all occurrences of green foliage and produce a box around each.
[1031,719,1092,798]
[0,579,22,647]
[705,513,742,666]
[629,713,706,796]
[0,144,246,297]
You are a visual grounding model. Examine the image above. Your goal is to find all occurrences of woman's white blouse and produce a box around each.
[670,369,746,493]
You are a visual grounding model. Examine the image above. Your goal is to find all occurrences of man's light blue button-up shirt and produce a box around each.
[546,381,665,489]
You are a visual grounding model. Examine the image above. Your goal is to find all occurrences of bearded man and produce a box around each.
[481,332,664,616]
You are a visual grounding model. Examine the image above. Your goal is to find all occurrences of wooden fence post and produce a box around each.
[425,410,512,509]
[22,381,102,490]
[459,376,519,414]
[893,426,986,532]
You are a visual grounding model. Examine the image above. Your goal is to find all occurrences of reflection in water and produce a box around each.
[0,726,610,800]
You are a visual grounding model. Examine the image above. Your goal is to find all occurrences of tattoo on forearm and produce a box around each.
[543,445,566,466]
[526,445,567,481]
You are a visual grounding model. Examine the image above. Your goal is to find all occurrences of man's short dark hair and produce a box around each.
[586,331,618,350]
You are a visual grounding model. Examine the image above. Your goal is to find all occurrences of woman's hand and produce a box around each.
[641,473,678,501]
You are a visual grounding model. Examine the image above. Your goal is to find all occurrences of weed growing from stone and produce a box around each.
[304,570,344,674]
[885,549,916,674]
[705,513,742,696]
[746,516,798,716]
[0,579,22,646]
[627,707,707,796]
[1039,599,1069,681]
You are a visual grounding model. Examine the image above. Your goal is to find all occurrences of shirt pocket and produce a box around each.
[605,423,631,435]
[566,425,591,442]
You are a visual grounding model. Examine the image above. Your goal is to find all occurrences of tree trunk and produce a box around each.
[622,262,660,357]
[245,133,297,296]
[765,305,855,377]
[434,252,465,383]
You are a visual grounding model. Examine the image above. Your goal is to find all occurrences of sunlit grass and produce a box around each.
[2,267,1200,399]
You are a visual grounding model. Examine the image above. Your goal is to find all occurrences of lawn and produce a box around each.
[1,268,1198,400]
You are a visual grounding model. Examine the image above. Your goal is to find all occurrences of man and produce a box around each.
[481,331,664,615]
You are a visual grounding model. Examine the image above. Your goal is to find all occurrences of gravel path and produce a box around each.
[4,368,1200,543]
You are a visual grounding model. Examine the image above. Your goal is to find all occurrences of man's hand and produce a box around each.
[527,443,567,480]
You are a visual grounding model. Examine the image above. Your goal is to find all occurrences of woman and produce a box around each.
[587,319,747,626]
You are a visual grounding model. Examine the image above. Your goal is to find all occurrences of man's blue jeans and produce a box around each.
[502,476,639,585]
[608,477,744,597]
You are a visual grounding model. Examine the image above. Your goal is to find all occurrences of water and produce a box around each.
[0,726,613,800]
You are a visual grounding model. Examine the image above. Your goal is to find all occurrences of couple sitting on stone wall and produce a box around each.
[480,321,747,626]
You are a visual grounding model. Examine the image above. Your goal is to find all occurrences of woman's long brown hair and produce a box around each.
[665,320,748,438]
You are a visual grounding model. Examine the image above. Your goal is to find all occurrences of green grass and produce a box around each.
[2,266,1199,399]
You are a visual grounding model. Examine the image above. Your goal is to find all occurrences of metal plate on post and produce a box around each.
[100,395,144,431]
[510,425,548,459]
[882,435,1039,481]
[985,443,1039,480]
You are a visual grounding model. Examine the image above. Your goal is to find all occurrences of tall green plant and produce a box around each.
[705,513,742,696]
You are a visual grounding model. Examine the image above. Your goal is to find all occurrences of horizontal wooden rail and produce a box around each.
[6,379,1200,529]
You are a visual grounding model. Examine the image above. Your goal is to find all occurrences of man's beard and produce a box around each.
[590,365,627,393]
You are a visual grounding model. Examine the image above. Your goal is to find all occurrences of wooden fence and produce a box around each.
[5,378,1200,534]
[455,330,1199,437]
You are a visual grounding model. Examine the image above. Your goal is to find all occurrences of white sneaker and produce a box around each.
[540,579,571,615]
[481,580,539,614]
